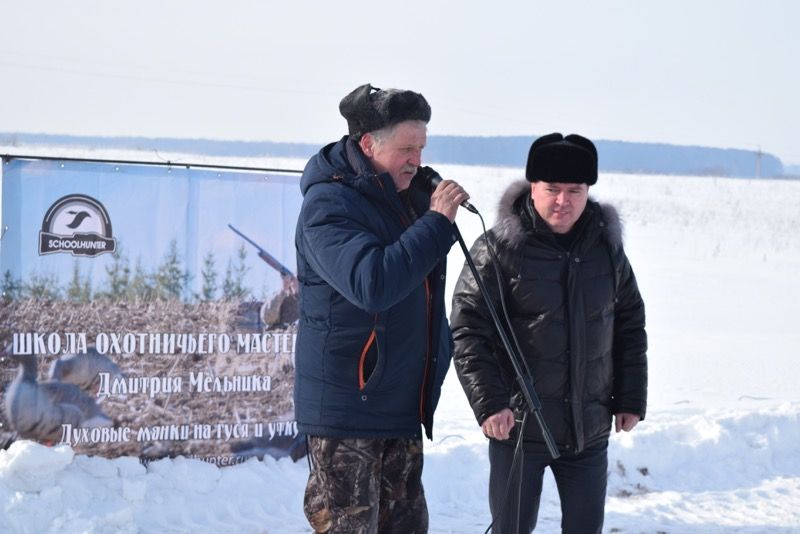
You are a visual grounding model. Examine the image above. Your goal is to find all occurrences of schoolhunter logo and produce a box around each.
[39,194,117,257]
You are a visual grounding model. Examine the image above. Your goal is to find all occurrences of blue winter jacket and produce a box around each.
[294,136,456,440]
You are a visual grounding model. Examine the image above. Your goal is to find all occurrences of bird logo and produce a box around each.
[39,194,116,257]
[65,210,93,229]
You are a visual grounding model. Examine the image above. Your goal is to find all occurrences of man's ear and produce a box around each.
[359,133,374,158]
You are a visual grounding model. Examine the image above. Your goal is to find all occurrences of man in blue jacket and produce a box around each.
[295,83,469,533]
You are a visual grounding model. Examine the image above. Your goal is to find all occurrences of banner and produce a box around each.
[0,156,305,465]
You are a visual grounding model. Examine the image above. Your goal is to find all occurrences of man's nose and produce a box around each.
[556,191,568,204]
[408,150,422,167]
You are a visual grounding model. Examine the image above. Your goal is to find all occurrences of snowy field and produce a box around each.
[2,146,799,533]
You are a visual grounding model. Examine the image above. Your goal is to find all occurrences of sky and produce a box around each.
[2,154,800,532]
[1,1,799,164]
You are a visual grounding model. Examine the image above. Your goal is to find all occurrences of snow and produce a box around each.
[2,146,799,533]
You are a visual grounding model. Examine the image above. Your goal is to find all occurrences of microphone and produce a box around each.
[413,166,478,214]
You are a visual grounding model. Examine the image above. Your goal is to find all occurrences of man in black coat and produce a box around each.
[451,133,647,533]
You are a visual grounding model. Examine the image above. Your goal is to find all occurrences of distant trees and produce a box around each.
[128,258,156,300]
[66,261,92,302]
[1,270,22,301]
[3,239,254,303]
[222,245,250,300]
[153,240,191,300]
[2,270,61,301]
[104,246,130,299]
[199,252,219,302]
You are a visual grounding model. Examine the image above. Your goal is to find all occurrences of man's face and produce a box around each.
[360,121,427,191]
[531,181,589,234]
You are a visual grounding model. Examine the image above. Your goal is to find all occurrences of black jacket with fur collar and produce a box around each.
[451,180,647,453]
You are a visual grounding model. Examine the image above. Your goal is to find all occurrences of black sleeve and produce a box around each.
[450,234,514,426]
[611,250,648,419]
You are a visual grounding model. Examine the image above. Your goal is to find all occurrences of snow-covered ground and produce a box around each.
[2,146,799,533]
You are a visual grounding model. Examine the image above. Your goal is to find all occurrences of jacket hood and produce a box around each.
[494,180,624,250]
[300,136,376,196]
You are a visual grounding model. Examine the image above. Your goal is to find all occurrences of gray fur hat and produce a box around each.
[339,83,431,139]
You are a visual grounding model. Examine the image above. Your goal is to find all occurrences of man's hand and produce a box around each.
[430,179,470,223]
[614,412,641,433]
[481,408,515,440]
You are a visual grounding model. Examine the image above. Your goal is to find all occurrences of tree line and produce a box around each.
[2,239,254,303]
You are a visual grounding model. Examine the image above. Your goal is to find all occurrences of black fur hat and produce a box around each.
[339,83,431,139]
[526,133,598,185]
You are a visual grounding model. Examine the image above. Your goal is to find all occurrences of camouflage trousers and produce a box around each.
[303,436,428,534]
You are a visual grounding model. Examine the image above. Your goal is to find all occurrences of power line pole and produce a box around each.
[755,146,762,179]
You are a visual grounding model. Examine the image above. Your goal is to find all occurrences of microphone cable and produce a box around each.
[472,209,537,534]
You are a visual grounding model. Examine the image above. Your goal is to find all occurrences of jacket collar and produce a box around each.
[300,136,433,221]
[493,180,624,250]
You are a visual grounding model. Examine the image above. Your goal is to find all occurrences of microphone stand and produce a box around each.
[452,220,559,533]
[452,221,560,460]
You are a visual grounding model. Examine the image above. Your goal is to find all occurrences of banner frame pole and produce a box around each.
[0,153,303,175]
